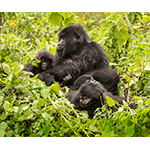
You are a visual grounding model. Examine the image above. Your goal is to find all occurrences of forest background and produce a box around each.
[0,12,150,139]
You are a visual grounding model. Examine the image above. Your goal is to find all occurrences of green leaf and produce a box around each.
[50,83,60,96]
[6,130,14,137]
[0,122,8,131]
[144,65,150,71]
[42,124,51,135]
[0,96,3,106]
[22,39,30,42]
[107,13,120,24]
[4,56,11,63]
[106,96,116,107]
[32,59,40,68]
[8,73,13,81]
[35,38,41,48]
[89,124,98,132]
[0,122,8,137]
[41,37,46,48]
[2,63,11,74]
[125,126,134,137]
[49,12,62,26]
[109,62,118,66]
[0,44,5,50]
[40,87,50,99]
[42,112,50,121]
[99,23,110,38]
[18,110,33,121]
[116,28,128,46]
[80,110,89,119]
[145,98,150,106]
[58,12,73,19]
[0,130,5,137]
[0,112,7,120]
[37,98,44,108]
[3,101,10,110]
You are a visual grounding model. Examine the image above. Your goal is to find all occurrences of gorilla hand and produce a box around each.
[62,74,72,85]
[38,72,56,86]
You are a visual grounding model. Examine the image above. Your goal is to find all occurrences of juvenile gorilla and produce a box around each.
[67,75,124,118]
[39,24,119,93]
[23,50,55,85]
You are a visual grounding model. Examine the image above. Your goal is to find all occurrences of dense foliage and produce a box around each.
[0,12,150,137]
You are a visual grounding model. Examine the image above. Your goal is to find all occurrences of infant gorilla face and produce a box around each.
[39,57,53,70]
[66,75,106,109]
[36,50,54,71]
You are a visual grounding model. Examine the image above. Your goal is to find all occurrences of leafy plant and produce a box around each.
[0,12,150,137]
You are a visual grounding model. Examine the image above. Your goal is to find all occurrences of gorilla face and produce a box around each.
[56,24,92,58]
[38,57,52,70]
[23,50,54,76]
[36,50,54,71]
[67,75,106,109]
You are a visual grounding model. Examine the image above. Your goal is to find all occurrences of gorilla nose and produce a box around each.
[57,39,64,51]
[42,62,47,68]
[57,43,60,47]
[56,44,63,51]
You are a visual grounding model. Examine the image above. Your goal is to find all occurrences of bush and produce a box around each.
[0,12,150,137]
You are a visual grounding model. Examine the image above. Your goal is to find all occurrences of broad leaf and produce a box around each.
[50,83,60,96]
[49,12,62,26]
[106,96,116,107]
[40,87,50,99]
[116,28,128,46]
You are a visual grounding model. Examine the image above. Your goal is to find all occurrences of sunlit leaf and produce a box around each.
[145,99,150,106]
[49,12,62,26]
[50,83,60,96]
[106,96,116,107]
[116,28,128,46]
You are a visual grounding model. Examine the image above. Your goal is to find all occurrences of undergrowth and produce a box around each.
[0,12,150,137]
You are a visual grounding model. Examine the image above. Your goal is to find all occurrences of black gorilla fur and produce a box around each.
[72,69,120,95]
[38,24,119,93]
[23,50,55,85]
[67,75,124,118]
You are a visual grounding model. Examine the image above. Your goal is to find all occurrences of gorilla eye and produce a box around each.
[59,35,64,41]
[75,33,79,39]
[49,59,52,63]
[61,36,64,39]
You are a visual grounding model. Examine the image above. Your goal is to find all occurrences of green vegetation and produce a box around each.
[0,12,150,137]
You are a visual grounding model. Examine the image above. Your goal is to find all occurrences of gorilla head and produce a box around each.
[23,50,54,75]
[23,50,55,86]
[66,75,107,118]
[36,50,54,71]
[56,24,92,58]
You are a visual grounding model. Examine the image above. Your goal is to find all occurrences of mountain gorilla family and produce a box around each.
[37,24,124,117]
[39,24,118,88]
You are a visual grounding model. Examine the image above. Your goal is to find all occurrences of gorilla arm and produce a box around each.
[40,61,82,85]
[23,59,39,77]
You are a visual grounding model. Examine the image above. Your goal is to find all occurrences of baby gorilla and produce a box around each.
[23,50,55,85]
[66,75,124,118]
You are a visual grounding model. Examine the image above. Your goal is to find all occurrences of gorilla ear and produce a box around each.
[75,31,84,43]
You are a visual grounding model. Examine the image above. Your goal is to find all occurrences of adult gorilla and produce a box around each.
[39,24,119,94]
